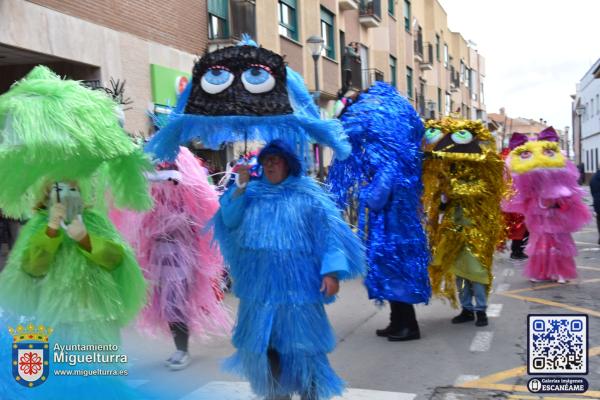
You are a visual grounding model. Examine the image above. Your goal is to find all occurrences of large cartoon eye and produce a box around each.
[241,65,276,94]
[201,67,234,94]
[425,128,443,144]
[450,130,473,144]
[519,151,532,160]
[543,148,556,157]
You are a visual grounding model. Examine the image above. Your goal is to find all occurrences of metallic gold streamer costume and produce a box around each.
[422,117,508,306]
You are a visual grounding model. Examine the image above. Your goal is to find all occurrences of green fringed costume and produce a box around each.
[0,66,151,344]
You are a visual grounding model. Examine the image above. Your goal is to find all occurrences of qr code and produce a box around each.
[528,315,587,374]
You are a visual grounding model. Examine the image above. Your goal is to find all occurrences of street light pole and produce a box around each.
[306,35,325,180]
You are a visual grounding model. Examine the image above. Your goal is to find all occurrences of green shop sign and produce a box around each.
[150,64,190,107]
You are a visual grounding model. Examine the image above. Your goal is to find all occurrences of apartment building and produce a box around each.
[0,0,206,137]
[207,0,486,121]
[572,57,600,181]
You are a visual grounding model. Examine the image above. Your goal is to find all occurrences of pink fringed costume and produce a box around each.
[503,129,592,281]
[113,147,231,340]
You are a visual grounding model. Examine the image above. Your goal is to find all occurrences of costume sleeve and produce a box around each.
[364,168,393,212]
[22,228,63,277]
[78,234,124,271]
[219,186,248,229]
[320,248,350,279]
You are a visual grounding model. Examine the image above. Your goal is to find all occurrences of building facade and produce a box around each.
[572,58,600,180]
[208,0,486,120]
[0,0,205,137]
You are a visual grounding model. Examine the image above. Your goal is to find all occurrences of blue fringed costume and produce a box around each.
[328,82,431,338]
[145,38,365,399]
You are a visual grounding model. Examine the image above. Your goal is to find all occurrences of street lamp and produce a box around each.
[306,35,325,94]
[306,35,325,180]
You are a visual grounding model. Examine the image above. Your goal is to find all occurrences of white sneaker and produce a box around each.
[168,350,190,371]
[557,276,567,284]
[529,278,541,282]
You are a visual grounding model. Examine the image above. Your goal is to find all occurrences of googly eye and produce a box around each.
[201,67,234,94]
[450,130,474,145]
[241,65,276,94]
[519,151,532,160]
[425,128,443,144]
[543,148,556,157]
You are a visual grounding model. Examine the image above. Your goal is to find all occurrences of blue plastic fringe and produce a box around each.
[328,82,432,304]
[213,175,365,398]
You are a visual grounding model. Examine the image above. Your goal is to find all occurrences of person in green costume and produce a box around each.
[0,66,151,346]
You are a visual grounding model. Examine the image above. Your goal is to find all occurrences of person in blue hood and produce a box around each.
[214,139,365,400]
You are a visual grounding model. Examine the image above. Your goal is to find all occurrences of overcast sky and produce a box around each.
[437,0,600,131]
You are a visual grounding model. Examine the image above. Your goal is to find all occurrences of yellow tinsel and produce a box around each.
[423,117,509,307]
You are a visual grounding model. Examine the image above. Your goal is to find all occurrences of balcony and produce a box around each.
[414,37,424,62]
[420,44,434,71]
[417,94,426,117]
[339,0,359,11]
[359,0,381,28]
[450,70,460,93]
[341,54,363,92]
[361,68,384,89]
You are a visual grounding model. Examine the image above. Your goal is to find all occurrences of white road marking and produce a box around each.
[487,304,503,318]
[179,381,417,400]
[454,375,480,386]
[469,331,494,352]
[495,283,511,293]
[580,247,600,252]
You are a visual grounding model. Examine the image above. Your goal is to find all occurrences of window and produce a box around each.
[460,61,465,82]
[389,55,397,88]
[320,7,335,59]
[278,0,298,41]
[437,88,442,113]
[597,94,599,113]
[443,44,448,68]
[596,148,599,169]
[586,150,590,171]
[208,0,229,39]
[406,66,413,98]
[435,34,440,61]
[592,98,595,117]
[481,82,484,104]
[445,92,451,115]
[389,0,395,16]
[403,0,411,32]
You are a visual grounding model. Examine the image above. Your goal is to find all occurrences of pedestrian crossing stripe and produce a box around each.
[178,381,416,400]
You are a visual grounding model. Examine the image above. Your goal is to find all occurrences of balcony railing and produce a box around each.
[359,0,381,27]
[361,68,384,89]
[414,37,424,61]
[341,51,363,92]
[420,44,434,71]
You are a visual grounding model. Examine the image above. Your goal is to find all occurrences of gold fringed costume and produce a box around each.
[422,117,508,307]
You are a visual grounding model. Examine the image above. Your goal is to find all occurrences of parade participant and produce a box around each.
[146,36,363,399]
[501,144,528,260]
[0,66,151,398]
[113,147,231,371]
[423,117,507,327]
[328,82,430,342]
[503,128,591,282]
[215,140,364,400]
[145,36,351,164]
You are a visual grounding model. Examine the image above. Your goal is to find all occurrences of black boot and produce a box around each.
[451,309,475,324]
[376,301,401,337]
[387,302,420,342]
[475,311,488,327]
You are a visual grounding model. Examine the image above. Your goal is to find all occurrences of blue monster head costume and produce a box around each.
[328,82,431,304]
[146,37,350,165]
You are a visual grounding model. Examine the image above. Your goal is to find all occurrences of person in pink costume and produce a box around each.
[113,146,231,370]
[503,128,592,283]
